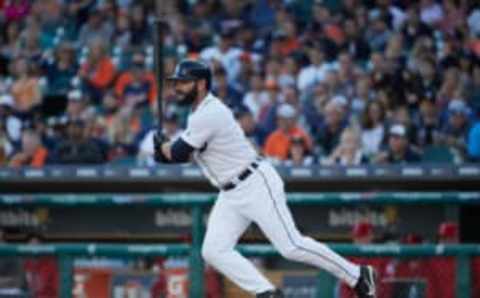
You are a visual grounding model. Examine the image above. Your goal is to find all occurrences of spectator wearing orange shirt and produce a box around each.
[79,38,116,103]
[10,57,42,115]
[114,51,157,108]
[8,129,48,168]
[263,103,312,162]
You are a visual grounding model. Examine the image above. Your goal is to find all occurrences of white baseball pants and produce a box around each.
[201,161,360,294]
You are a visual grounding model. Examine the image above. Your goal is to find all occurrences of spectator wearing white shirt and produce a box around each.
[297,44,333,92]
[420,0,444,27]
[242,73,271,122]
[468,6,480,36]
[137,113,181,166]
[199,28,243,84]
[361,101,386,157]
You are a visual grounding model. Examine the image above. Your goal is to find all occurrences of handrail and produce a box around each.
[0,192,479,206]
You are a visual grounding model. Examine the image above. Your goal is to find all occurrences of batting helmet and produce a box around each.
[167,59,212,90]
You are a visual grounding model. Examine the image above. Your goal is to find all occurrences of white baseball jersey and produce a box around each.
[180,93,257,187]
[179,93,361,295]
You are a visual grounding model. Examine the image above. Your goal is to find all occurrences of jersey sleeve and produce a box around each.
[181,110,217,149]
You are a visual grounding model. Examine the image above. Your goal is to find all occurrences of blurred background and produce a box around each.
[0,0,480,297]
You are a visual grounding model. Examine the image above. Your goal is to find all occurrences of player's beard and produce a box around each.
[177,82,197,106]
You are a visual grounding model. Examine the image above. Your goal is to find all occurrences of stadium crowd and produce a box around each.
[1,0,480,168]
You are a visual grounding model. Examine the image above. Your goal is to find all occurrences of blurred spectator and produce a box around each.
[339,221,392,298]
[427,222,459,298]
[437,99,470,157]
[42,42,77,97]
[64,89,90,121]
[352,221,374,245]
[264,103,312,162]
[416,100,442,147]
[420,0,444,27]
[437,221,459,244]
[340,17,371,62]
[4,0,30,23]
[114,51,157,108]
[17,19,44,61]
[79,38,116,103]
[8,129,48,168]
[417,57,441,102]
[361,101,386,157]
[242,72,270,122]
[366,14,392,52]
[0,94,22,156]
[0,228,27,296]
[129,4,151,46]
[439,0,465,35]
[351,77,374,116]
[297,44,332,92]
[106,105,145,163]
[77,6,114,47]
[316,99,348,156]
[302,82,330,136]
[323,127,368,166]
[1,21,22,59]
[212,66,243,108]
[52,119,104,164]
[402,5,433,49]
[234,105,266,150]
[374,124,421,164]
[200,27,243,84]
[284,135,314,166]
[24,233,59,298]
[10,57,42,115]
[468,107,480,161]
[112,10,131,50]
[137,112,181,167]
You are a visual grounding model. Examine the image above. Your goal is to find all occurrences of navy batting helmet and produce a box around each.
[167,59,212,90]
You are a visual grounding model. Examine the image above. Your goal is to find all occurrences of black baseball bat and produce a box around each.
[154,2,166,133]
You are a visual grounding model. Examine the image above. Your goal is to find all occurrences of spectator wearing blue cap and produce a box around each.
[438,99,471,158]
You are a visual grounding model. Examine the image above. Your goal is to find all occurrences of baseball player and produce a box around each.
[154,60,376,298]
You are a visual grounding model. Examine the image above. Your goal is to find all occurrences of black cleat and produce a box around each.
[256,289,284,298]
[354,265,377,298]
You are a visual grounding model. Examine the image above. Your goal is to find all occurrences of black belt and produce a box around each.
[221,161,259,191]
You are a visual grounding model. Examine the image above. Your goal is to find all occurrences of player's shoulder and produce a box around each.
[188,94,231,124]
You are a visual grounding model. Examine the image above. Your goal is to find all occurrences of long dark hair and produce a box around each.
[361,100,386,130]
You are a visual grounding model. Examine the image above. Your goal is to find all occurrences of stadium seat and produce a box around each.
[422,146,455,163]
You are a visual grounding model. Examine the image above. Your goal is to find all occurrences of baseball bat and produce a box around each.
[154,1,166,133]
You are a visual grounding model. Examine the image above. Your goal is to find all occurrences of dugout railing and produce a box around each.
[0,192,479,298]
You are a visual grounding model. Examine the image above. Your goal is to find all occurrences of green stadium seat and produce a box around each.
[422,146,455,163]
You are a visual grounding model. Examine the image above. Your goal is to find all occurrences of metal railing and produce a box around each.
[0,192,479,297]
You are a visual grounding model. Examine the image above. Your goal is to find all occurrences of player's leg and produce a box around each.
[202,193,275,294]
[251,163,361,288]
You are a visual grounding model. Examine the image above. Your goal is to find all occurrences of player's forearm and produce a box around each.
[161,142,173,160]
[161,138,194,163]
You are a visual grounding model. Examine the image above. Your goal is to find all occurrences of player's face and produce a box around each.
[174,80,197,105]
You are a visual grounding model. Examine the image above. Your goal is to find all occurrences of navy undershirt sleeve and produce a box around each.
[170,137,196,163]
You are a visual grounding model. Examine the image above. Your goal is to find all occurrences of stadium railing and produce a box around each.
[0,192,479,298]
